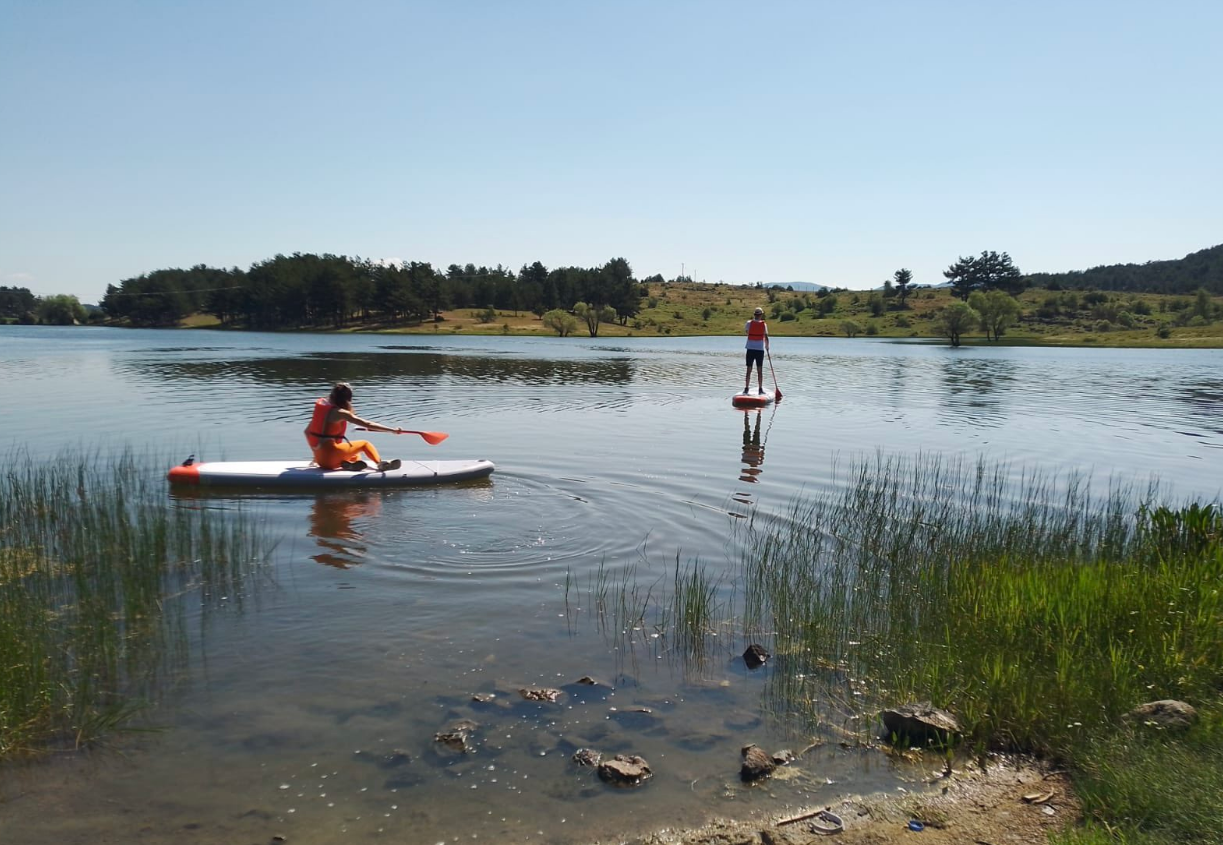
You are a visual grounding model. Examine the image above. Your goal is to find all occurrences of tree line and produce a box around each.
[1,286,91,325]
[1023,243,1223,295]
[98,254,643,329]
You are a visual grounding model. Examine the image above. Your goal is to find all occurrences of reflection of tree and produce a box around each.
[308,492,382,569]
[116,349,636,389]
[1176,379,1223,436]
[937,357,1018,428]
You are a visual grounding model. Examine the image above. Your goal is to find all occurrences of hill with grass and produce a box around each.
[274,278,1222,349]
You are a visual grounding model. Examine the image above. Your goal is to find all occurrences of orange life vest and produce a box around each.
[747,319,767,341]
[306,398,346,449]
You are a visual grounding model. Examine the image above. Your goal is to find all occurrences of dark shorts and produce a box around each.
[746,348,764,367]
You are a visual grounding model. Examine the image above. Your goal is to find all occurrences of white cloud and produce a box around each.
[0,271,35,285]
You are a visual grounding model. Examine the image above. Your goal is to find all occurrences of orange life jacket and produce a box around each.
[306,398,346,449]
[747,319,767,341]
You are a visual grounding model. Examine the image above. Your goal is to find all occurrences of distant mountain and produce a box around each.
[1025,244,1223,294]
[765,281,828,292]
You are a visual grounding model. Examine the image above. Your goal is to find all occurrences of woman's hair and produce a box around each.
[329,382,354,409]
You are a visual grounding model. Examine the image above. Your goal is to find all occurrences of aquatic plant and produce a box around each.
[565,548,727,674]
[0,451,270,757]
[739,454,1223,756]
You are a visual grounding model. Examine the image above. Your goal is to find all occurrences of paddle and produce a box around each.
[356,428,449,445]
[766,348,783,401]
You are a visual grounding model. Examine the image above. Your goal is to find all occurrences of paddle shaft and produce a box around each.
[355,427,448,445]
[766,347,782,400]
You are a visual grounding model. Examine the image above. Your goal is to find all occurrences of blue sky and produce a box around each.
[2,0,1220,302]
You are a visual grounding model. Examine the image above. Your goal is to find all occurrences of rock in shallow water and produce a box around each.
[519,687,563,702]
[434,719,479,752]
[572,748,602,767]
[880,703,959,746]
[598,754,653,786]
[743,644,770,669]
[740,743,776,781]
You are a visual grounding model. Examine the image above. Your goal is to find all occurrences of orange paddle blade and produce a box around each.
[356,427,449,445]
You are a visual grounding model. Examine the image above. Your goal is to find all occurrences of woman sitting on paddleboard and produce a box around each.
[744,307,770,395]
[306,382,403,472]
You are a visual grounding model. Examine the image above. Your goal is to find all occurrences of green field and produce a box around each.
[319,282,1223,347]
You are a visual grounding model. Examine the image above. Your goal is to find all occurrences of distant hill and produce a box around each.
[765,281,828,292]
[1025,244,1223,295]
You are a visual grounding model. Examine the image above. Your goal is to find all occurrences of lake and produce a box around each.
[1,326,1220,844]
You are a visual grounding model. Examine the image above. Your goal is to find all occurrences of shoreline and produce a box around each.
[6,320,1222,350]
[592,757,1078,845]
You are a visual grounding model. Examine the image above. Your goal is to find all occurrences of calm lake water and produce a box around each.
[1,325,1220,844]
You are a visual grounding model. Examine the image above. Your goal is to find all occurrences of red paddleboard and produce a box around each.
[731,391,776,408]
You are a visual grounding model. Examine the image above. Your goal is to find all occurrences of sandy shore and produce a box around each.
[591,757,1077,845]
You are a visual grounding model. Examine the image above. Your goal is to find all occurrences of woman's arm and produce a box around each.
[335,408,402,434]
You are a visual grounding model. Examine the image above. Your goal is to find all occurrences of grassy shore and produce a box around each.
[0,453,270,757]
[172,281,1223,347]
[569,456,1223,842]
[735,457,1223,842]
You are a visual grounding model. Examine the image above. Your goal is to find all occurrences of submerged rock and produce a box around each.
[740,743,776,781]
[434,719,479,752]
[598,754,653,786]
[572,748,602,767]
[881,703,959,746]
[1126,699,1198,731]
[378,749,413,769]
[519,687,563,702]
[352,748,413,769]
[743,644,770,669]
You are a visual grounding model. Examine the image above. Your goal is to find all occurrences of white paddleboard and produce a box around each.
[168,459,494,488]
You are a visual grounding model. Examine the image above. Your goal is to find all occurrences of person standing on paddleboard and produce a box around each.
[305,382,404,472]
[744,307,770,395]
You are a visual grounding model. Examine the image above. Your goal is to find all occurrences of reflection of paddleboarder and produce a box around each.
[740,410,765,482]
[308,492,382,569]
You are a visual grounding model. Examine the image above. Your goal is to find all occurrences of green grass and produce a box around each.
[738,458,1223,751]
[1053,706,1223,845]
[140,278,1223,347]
[0,451,271,757]
[559,454,1223,840]
[731,455,1223,843]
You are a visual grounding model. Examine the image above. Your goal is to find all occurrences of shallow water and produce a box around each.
[1,326,1220,843]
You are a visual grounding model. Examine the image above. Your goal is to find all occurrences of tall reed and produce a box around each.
[0,451,270,757]
[739,454,1223,755]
